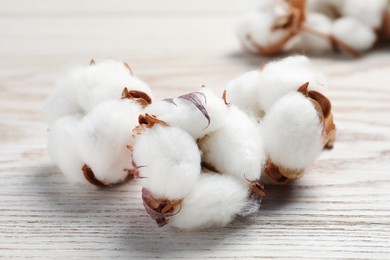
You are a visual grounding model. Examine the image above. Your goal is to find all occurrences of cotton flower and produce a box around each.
[45,59,153,186]
[199,106,266,185]
[76,99,143,186]
[261,84,335,184]
[47,114,86,184]
[168,173,249,230]
[133,122,201,200]
[331,17,377,52]
[238,0,389,56]
[145,87,227,139]
[224,70,263,117]
[44,59,152,125]
[224,56,327,116]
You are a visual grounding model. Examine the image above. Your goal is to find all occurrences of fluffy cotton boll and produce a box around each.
[200,106,266,183]
[169,174,249,230]
[257,56,328,113]
[285,13,333,53]
[261,92,323,171]
[342,0,387,28]
[225,70,263,117]
[44,83,83,126]
[307,0,345,19]
[76,99,142,185]
[145,87,227,139]
[237,11,290,53]
[331,17,377,52]
[75,60,153,112]
[47,114,86,184]
[133,125,201,200]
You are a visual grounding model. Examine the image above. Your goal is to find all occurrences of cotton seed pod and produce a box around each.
[199,106,266,191]
[47,114,86,184]
[133,122,201,200]
[237,0,306,55]
[144,87,227,139]
[261,86,335,184]
[76,99,143,186]
[224,70,263,117]
[44,59,152,125]
[257,55,327,114]
[168,174,249,230]
[331,17,377,52]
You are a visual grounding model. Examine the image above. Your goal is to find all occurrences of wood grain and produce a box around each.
[0,0,390,258]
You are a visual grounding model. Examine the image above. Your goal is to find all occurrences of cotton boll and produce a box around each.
[200,106,266,183]
[47,114,86,184]
[76,99,142,185]
[261,92,323,172]
[331,17,377,52]
[169,174,249,230]
[342,0,387,28]
[133,125,201,200]
[75,60,153,112]
[44,82,83,126]
[286,13,333,53]
[145,87,227,139]
[257,55,328,113]
[225,70,263,117]
[256,0,276,12]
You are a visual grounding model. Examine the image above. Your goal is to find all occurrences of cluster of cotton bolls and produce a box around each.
[238,0,390,56]
[44,59,153,186]
[131,55,335,229]
[45,55,335,230]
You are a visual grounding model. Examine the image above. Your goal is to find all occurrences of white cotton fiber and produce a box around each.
[74,60,152,112]
[200,106,266,183]
[47,114,86,184]
[261,92,323,170]
[237,11,290,54]
[331,17,377,52]
[76,99,143,185]
[169,174,249,230]
[257,56,328,113]
[44,59,152,125]
[145,87,227,139]
[133,125,201,200]
[44,78,83,126]
[286,13,333,53]
[342,0,387,28]
[225,70,263,117]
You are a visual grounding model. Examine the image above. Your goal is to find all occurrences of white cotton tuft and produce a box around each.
[331,17,377,52]
[261,92,323,170]
[76,99,143,185]
[342,0,387,28]
[200,106,266,183]
[145,87,227,139]
[169,174,249,230]
[44,59,152,125]
[225,70,263,117]
[74,60,152,112]
[257,55,328,113]
[285,13,333,53]
[47,114,86,184]
[44,79,83,126]
[133,125,201,200]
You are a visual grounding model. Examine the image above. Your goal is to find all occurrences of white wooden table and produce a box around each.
[1,0,390,258]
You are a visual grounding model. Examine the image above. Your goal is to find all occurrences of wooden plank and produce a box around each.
[0,0,390,258]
